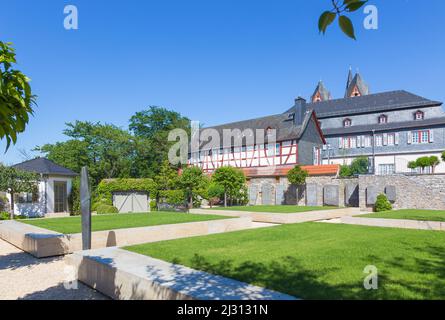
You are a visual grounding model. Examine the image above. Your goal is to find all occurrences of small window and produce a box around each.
[343,118,352,127]
[378,115,388,124]
[414,111,424,120]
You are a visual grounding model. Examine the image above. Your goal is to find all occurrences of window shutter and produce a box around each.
[339,137,343,149]
[383,133,388,146]
[395,133,399,145]
[429,130,434,143]
[407,132,412,144]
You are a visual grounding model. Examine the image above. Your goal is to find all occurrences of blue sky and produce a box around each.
[0,0,444,164]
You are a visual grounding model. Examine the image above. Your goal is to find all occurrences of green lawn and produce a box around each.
[21,212,229,234]
[359,209,445,222]
[126,222,445,299]
[207,205,336,213]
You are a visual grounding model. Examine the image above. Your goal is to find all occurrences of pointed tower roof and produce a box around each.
[344,67,354,98]
[311,81,332,102]
[345,72,370,98]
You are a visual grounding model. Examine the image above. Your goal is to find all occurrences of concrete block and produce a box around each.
[67,247,297,300]
[249,185,258,205]
[366,186,379,206]
[385,186,397,203]
[306,184,318,206]
[323,185,339,206]
[0,217,252,258]
[275,185,285,205]
[261,184,274,205]
[345,183,359,207]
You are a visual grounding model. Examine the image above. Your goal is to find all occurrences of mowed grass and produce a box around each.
[21,212,229,234]
[208,205,336,213]
[126,222,445,299]
[360,209,445,222]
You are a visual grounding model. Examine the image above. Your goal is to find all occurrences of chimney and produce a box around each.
[293,96,307,126]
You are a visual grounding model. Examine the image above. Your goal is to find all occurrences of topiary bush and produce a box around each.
[374,194,392,212]
[96,204,119,215]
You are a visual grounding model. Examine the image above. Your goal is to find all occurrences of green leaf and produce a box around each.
[343,0,359,5]
[346,0,367,12]
[339,15,356,40]
[318,11,337,34]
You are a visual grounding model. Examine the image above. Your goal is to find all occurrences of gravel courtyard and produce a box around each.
[0,239,106,300]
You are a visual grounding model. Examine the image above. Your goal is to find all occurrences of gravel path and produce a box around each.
[0,239,107,300]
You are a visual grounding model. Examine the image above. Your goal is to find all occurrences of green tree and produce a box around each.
[319,0,368,40]
[129,106,190,177]
[212,166,247,207]
[428,156,440,173]
[339,156,369,177]
[0,42,37,150]
[179,166,206,209]
[442,151,445,162]
[0,164,39,219]
[287,165,309,185]
[416,156,431,174]
[36,121,135,185]
[206,182,225,208]
[349,156,369,175]
[154,160,180,191]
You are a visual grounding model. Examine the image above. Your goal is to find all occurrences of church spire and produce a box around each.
[345,70,370,98]
[345,67,353,98]
[311,80,332,103]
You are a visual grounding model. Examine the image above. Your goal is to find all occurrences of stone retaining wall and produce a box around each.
[358,174,445,210]
[248,176,358,207]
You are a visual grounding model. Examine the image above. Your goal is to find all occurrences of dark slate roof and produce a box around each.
[311,81,331,102]
[304,90,442,119]
[323,116,445,136]
[201,110,316,149]
[345,73,369,97]
[12,158,78,176]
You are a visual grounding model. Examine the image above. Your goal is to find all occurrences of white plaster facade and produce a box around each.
[6,175,73,218]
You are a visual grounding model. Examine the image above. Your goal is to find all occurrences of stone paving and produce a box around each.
[0,239,107,300]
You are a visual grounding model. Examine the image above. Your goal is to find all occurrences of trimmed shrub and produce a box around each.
[96,204,119,215]
[158,190,186,205]
[374,194,392,212]
[92,198,113,212]
[150,200,157,212]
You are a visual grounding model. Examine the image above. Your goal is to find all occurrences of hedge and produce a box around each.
[95,178,157,204]
[158,190,186,205]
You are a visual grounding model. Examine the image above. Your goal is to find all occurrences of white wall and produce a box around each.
[7,175,73,218]
[323,151,445,174]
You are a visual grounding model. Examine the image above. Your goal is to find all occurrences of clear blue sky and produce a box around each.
[1,0,444,164]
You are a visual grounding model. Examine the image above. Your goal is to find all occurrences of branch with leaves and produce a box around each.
[319,0,368,40]
[0,41,37,150]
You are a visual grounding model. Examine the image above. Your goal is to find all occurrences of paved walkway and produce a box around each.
[0,239,107,300]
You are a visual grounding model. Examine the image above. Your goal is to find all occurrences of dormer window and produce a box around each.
[343,118,352,127]
[414,110,424,120]
[378,114,388,124]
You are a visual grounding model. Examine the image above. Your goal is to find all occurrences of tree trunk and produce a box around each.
[9,192,14,220]
[189,193,193,211]
[224,192,227,207]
